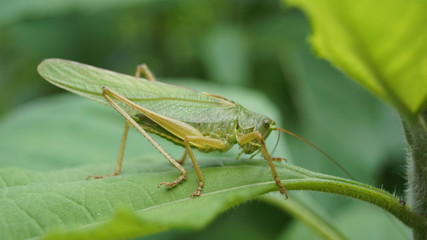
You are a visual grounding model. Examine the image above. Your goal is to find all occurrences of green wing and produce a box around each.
[38,59,239,123]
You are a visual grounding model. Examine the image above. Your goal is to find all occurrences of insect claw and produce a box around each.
[157,182,176,188]
[190,182,204,197]
[280,187,289,199]
[191,191,201,198]
[158,175,186,188]
[86,173,119,180]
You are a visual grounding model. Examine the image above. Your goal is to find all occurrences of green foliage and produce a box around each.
[201,25,250,85]
[286,0,427,118]
[279,199,411,240]
[0,0,420,239]
[0,159,280,239]
[0,0,153,27]
[286,0,427,238]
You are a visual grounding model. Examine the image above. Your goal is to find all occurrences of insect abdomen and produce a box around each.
[135,114,237,152]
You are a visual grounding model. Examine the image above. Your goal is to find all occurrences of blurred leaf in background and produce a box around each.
[0,0,409,239]
[287,0,427,118]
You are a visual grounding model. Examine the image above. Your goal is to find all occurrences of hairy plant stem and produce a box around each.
[278,164,426,230]
[403,109,427,239]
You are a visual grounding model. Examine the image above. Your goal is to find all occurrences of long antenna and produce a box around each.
[276,127,355,180]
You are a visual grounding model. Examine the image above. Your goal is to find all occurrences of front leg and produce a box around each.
[236,131,288,198]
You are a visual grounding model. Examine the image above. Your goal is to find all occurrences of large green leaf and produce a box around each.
[1,157,420,240]
[286,0,427,117]
[0,159,285,240]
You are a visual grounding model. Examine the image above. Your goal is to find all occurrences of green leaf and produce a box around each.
[0,159,283,240]
[1,157,422,239]
[286,0,427,118]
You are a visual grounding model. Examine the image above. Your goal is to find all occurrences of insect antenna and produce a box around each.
[276,127,355,180]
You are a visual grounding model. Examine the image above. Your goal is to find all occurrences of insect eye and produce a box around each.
[263,119,270,129]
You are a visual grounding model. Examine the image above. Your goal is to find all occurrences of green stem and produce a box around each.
[282,164,426,230]
[403,110,427,239]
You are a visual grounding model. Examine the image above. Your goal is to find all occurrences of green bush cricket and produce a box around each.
[38,59,347,198]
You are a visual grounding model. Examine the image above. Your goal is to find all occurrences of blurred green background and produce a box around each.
[0,0,408,239]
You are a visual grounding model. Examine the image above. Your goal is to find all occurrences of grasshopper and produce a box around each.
[38,59,341,198]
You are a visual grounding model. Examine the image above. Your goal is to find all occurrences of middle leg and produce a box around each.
[181,136,228,197]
